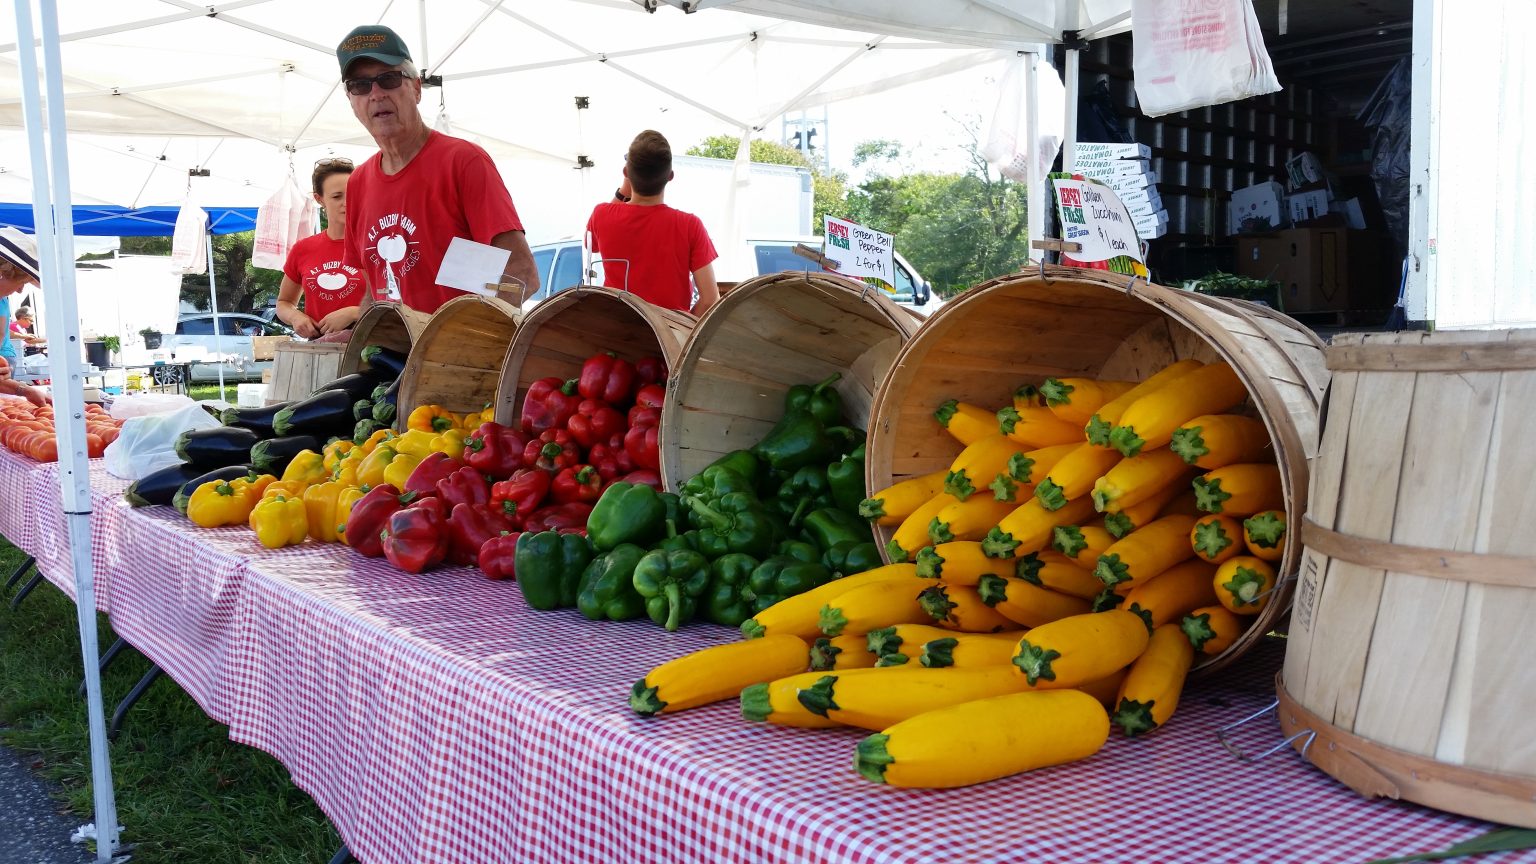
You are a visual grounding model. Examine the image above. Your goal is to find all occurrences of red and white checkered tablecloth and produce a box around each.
[0,450,1528,864]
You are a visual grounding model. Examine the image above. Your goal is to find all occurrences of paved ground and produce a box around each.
[0,741,93,864]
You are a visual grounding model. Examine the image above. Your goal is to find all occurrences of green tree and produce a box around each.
[686,134,848,235]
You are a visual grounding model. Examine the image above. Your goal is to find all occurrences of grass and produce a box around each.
[187,383,241,403]
[0,538,340,863]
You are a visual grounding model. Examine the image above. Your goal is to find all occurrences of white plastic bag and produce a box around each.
[103,403,221,480]
[171,202,208,275]
[982,53,1065,185]
[1131,0,1281,117]
[108,393,197,420]
[252,176,315,270]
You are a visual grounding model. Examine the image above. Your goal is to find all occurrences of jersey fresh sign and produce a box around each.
[1051,179,1145,265]
[823,215,895,286]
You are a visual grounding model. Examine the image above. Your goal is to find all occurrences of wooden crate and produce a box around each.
[1280,329,1536,828]
[252,335,291,361]
[265,341,345,405]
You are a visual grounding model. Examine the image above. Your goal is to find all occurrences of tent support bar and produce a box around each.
[1063,46,1080,171]
[158,0,335,55]
[0,0,274,54]
[757,37,887,130]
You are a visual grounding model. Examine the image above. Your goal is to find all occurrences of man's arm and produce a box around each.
[492,229,540,305]
[691,262,720,317]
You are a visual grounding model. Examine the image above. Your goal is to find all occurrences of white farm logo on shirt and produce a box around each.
[366,212,422,301]
[305,261,363,299]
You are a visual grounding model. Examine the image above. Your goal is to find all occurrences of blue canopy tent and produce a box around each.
[0,203,256,236]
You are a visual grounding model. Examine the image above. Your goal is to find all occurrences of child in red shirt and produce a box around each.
[277,158,366,339]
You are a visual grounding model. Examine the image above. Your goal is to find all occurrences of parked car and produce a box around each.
[524,237,943,316]
[164,313,294,383]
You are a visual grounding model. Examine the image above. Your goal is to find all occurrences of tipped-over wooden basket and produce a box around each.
[340,301,431,378]
[397,295,522,423]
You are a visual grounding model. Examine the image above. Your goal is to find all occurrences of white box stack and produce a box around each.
[1073,142,1166,240]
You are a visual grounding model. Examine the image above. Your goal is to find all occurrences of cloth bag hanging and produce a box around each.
[1131,0,1281,117]
[171,201,207,275]
[252,175,315,270]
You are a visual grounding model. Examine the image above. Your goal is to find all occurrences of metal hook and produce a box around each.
[1123,274,1143,297]
[1038,258,1053,285]
[1215,698,1315,762]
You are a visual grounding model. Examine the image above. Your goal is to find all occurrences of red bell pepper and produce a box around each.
[586,433,634,482]
[566,398,625,450]
[521,377,581,435]
[463,422,528,480]
[446,502,515,566]
[520,502,593,533]
[402,452,460,497]
[436,465,491,510]
[627,404,660,429]
[624,422,660,472]
[578,352,637,406]
[478,531,522,580]
[618,468,662,488]
[522,428,580,472]
[345,485,419,558]
[551,465,604,505]
[381,496,450,573]
[490,468,551,526]
[635,356,667,388]
[633,383,666,412]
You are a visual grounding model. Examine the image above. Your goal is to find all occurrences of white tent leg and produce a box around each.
[1024,51,1045,256]
[207,233,225,398]
[1063,47,1080,172]
[12,0,119,860]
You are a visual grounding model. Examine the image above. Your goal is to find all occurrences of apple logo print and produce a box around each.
[315,271,348,293]
[377,232,407,301]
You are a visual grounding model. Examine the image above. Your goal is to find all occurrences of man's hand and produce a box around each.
[20,385,48,407]
[292,315,322,340]
[317,306,361,335]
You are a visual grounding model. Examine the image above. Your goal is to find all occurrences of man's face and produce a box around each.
[344,59,422,140]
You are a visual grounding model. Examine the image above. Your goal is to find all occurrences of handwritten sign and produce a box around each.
[823,215,895,287]
[1051,179,1145,265]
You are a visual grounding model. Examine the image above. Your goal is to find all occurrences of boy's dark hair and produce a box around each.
[626,130,672,197]
[312,157,355,196]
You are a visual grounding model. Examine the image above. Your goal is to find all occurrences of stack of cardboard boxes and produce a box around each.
[1074,142,1167,240]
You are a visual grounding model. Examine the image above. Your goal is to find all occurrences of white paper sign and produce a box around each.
[1052,179,1145,264]
[822,215,895,285]
[434,236,512,297]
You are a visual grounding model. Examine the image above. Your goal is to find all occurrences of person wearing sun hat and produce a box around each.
[0,227,49,405]
[334,24,538,314]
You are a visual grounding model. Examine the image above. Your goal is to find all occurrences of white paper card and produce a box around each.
[435,236,511,297]
[1053,179,1146,264]
[823,215,896,285]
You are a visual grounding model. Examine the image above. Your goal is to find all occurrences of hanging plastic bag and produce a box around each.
[171,202,208,275]
[252,176,314,270]
[103,402,221,480]
[982,53,1065,185]
[1131,0,1280,117]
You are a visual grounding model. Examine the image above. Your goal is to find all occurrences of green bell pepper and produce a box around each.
[587,482,666,552]
[822,539,883,578]
[800,507,870,553]
[776,538,822,564]
[576,543,648,621]
[751,409,854,473]
[680,466,758,517]
[825,453,866,515]
[697,450,764,490]
[784,373,844,425]
[774,465,834,526]
[659,491,684,526]
[685,492,775,559]
[514,531,594,611]
[748,556,833,611]
[704,552,762,626]
[632,548,712,631]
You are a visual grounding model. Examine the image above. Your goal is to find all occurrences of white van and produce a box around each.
[526,237,943,316]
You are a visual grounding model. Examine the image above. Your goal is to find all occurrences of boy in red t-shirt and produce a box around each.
[276,158,366,339]
[585,130,720,315]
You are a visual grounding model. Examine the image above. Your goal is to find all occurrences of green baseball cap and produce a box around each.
[336,25,412,76]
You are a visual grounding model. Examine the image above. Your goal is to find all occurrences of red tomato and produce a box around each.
[33,436,57,462]
[84,433,104,459]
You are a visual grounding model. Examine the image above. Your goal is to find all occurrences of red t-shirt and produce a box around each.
[343,131,525,314]
[282,232,365,322]
[585,202,717,312]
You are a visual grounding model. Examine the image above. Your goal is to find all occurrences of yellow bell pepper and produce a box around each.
[188,479,259,528]
[392,428,436,458]
[382,451,423,490]
[335,485,370,545]
[280,449,328,487]
[231,473,276,501]
[258,479,309,503]
[301,481,349,543]
[322,439,355,473]
[359,428,395,455]
[250,493,308,549]
[356,444,399,488]
[462,404,493,431]
[429,429,466,459]
[407,404,459,434]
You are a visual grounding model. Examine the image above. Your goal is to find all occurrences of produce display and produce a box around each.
[0,401,122,462]
[629,359,1290,789]
[511,373,875,632]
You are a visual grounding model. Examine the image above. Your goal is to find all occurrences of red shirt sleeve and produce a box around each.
[585,206,602,254]
[456,145,523,244]
[688,213,718,273]
[282,236,305,283]
[342,171,365,273]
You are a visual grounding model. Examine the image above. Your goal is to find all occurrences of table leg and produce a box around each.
[108,664,163,741]
[4,554,34,589]
[327,843,356,864]
[9,568,44,611]
[79,636,133,698]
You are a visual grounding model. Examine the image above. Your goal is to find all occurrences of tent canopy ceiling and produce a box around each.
[642,0,1133,44]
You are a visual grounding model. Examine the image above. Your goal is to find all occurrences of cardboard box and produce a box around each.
[1230,182,1287,235]
[1287,190,1332,224]
[237,383,269,408]
[1235,228,1397,313]
[1331,197,1367,229]
[1285,152,1326,191]
[252,335,292,361]
[1077,142,1152,160]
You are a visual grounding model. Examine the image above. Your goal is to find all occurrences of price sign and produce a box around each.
[822,215,895,287]
[1051,179,1145,265]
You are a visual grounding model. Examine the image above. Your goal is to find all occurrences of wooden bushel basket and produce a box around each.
[397,295,522,422]
[1280,330,1536,828]
[661,272,920,491]
[495,287,695,426]
[866,265,1329,673]
[340,301,431,377]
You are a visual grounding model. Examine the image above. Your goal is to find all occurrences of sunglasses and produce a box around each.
[344,70,408,96]
[316,157,354,168]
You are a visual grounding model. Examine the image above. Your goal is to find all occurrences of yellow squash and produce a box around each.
[942,435,1027,502]
[1213,556,1277,615]
[1085,359,1205,447]
[1121,559,1218,631]
[1190,513,1244,564]
[799,666,1026,731]
[1011,610,1150,687]
[740,670,868,728]
[918,634,1020,668]
[855,689,1109,788]
[630,634,809,716]
[997,403,1084,449]
[864,623,960,662]
[887,494,955,563]
[929,496,1017,545]
[1242,510,1287,561]
[1050,523,1117,571]
[1102,480,1190,539]
[976,573,1092,628]
[1109,363,1248,457]
[860,470,948,527]
[818,577,932,637]
[1194,462,1283,516]
[933,400,1000,447]
[913,541,1010,585]
[1034,442,1123,511]
[1181,605,1246,655]
[1075,668,1131,709]
[1094,514,1199,590]
[1016,551,1107,599]
[1170,413,1272,469]
[1111,622,1195,736]
[1038,377,1136,426]
[983,495,1097,559]
[1090,448,1190,514]
[741,563,919,640]
[809,634,879,671]
[917,582,1016,633]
